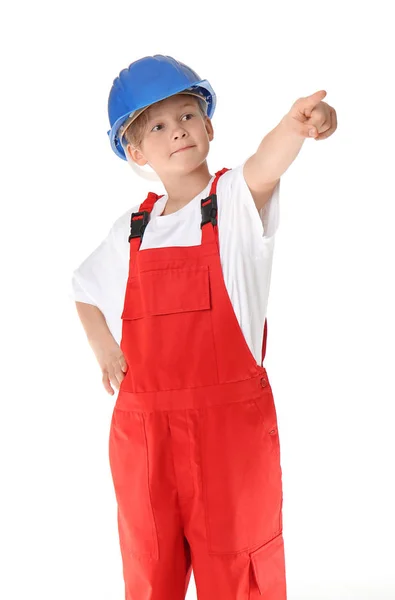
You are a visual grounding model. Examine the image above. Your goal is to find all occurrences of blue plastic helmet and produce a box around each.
[107,55,217,161]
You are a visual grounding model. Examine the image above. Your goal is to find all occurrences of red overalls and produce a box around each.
[108,168,287,599]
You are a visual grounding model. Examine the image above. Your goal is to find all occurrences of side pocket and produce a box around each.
[249,532,287,598]
[108,409,159,560]
[252,387,280,456]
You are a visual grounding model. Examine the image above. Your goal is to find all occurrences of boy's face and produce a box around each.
[126,94,214,177]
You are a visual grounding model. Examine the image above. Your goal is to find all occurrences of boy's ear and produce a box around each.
[205,117,214,142]
[126,144,149,166]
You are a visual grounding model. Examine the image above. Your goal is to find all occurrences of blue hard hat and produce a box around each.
[107,55,217,161]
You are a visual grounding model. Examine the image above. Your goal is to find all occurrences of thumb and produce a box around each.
[289,118,318,139]
[307,125,318,138]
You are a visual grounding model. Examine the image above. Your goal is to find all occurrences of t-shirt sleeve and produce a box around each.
[231,160,280,238]
[69,222,123,310]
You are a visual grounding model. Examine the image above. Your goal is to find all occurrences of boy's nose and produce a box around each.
[174,131,187,139]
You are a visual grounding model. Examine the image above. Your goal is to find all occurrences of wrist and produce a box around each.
[279,114,306,140]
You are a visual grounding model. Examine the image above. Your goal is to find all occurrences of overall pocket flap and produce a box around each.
[121,266,211,320]
[250,532,286,597]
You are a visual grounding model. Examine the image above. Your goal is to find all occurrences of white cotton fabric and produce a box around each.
[69,161,280,367]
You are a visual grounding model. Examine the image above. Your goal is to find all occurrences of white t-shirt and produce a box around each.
[69,161,280,366]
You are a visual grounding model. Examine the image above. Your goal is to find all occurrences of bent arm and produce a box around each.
[75,301,120,361]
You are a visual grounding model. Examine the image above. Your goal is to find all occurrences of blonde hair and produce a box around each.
[121,94,208,152]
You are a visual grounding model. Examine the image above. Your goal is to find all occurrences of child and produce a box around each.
[70,54,337,599]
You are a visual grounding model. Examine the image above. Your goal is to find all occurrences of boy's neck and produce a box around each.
[161,162,213,213]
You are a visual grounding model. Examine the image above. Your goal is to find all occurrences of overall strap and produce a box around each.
[200,167,230,230]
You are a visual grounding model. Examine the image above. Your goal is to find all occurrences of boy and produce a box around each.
[70,55,337,599]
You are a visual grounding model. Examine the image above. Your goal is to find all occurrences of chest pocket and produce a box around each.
[121,265,211,320]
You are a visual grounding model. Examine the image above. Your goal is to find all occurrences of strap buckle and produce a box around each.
[128,211,150,241]
[200,194,218,229]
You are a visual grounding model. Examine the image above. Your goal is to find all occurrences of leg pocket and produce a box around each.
[249,532,287,598]
[108,409,158,560]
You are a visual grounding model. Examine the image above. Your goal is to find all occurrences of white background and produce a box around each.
[1,0,395,598]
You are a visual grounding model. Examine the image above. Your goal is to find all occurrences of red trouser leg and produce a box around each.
[109,408,193,600]
[174,392,286,600]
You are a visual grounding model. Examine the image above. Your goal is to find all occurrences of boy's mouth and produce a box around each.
[172,145,195,155]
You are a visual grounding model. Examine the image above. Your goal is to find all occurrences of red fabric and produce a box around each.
[108,168,286,599]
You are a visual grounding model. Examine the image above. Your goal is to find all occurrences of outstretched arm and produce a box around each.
[244,90,337,211]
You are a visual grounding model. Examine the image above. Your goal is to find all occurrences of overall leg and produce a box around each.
[177,390,287,599]
[109,406,192,600]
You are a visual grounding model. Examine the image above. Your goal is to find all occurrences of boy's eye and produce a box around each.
[151,113,194,132]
